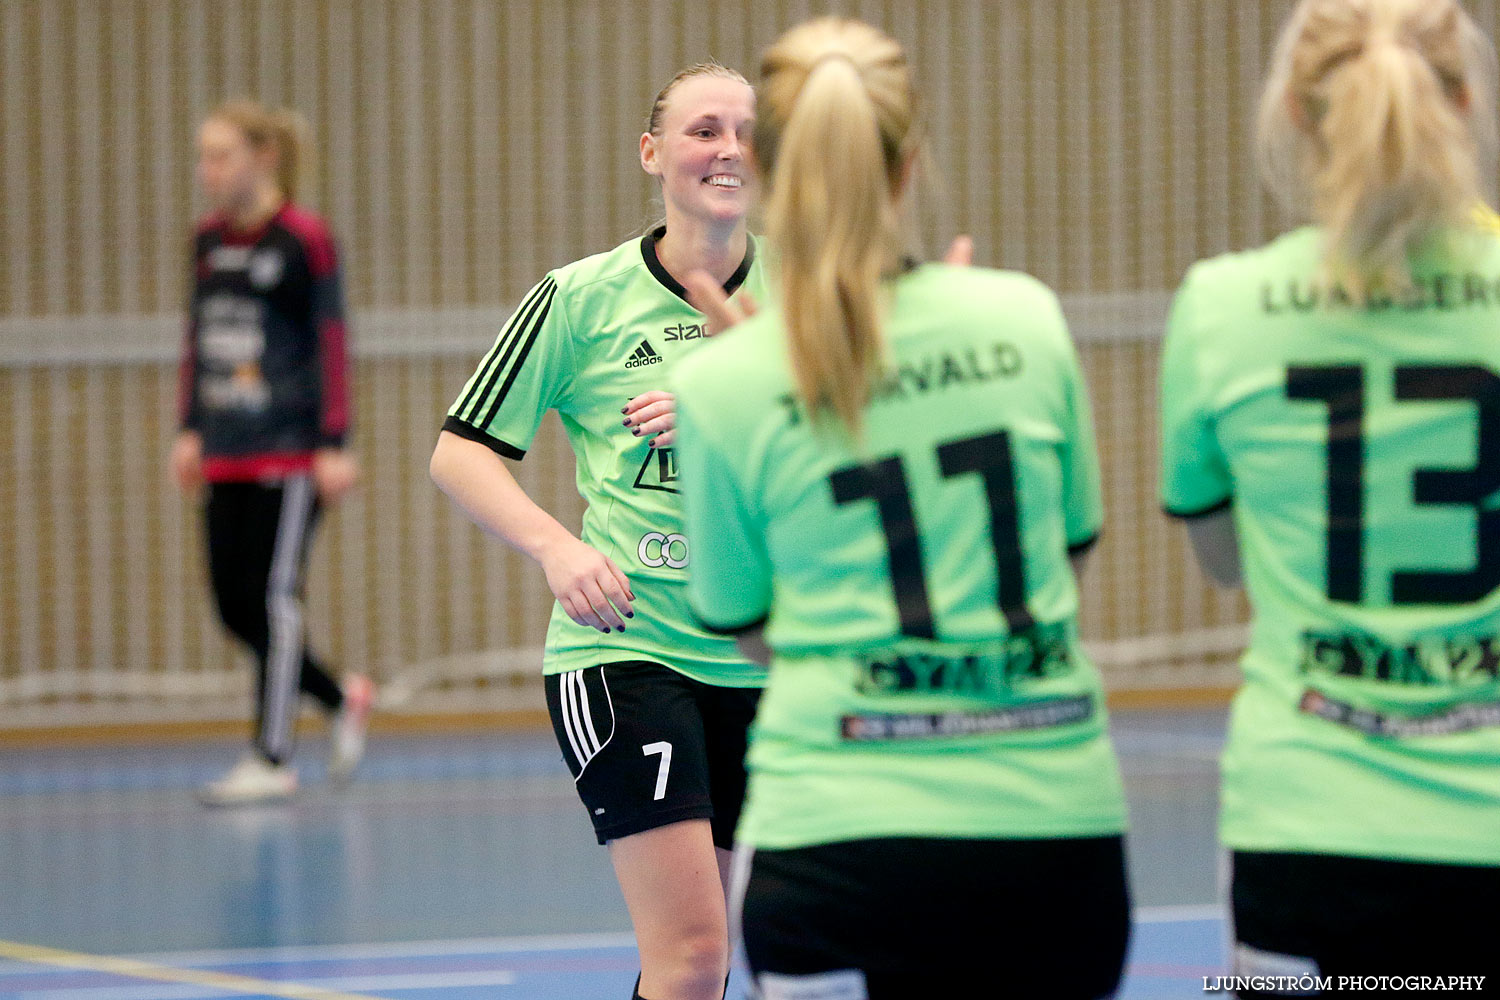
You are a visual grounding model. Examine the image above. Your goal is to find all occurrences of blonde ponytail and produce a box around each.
[757,19,915,436]
[1258,0,1497,295]
[266,108,311,204]
[208,100,313,204]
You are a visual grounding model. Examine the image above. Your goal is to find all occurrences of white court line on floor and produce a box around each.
[1133,904,1224,923]
[0,940,384,1000]
[0,908,1221,983]
[0,777,579,820]
[123,932,640,970]
[5,969,523,1000]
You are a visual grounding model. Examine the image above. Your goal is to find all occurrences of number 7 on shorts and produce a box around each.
[642,741,673,801]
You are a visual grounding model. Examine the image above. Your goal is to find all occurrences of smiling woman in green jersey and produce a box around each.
[1160,0,1500,991]
[673,19,1129,1000]
[430,64,768,1000]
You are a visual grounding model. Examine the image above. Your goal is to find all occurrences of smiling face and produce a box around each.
[640,74,756,231]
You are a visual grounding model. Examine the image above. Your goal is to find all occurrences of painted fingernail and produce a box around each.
[625,611,634,618]
[620,406,628,414]
[616,626,626,633]
[632,428,642,436]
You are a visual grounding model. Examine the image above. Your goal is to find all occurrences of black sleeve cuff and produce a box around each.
[442,415,527,460]
[697,612,769,637]
[1163,496,1233,520]
[1067,532,1101,557]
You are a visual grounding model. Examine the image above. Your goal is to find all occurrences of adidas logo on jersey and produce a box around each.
[625,340,662,369]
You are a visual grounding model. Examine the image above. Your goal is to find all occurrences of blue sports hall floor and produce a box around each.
[0,708,1229,999]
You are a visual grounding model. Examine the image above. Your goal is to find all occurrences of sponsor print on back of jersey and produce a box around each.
[625,339,662,369]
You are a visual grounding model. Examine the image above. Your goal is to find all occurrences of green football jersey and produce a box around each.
[1161,225,1500,865]
[445,228,769,686]
[673,263,1127,849]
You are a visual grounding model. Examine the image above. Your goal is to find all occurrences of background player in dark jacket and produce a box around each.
[171,100,372,806]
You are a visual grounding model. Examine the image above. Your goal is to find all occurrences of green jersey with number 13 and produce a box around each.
[1161,224,1500,865]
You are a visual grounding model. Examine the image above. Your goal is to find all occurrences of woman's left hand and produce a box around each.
[623,390,678,448]
[313,448,361,503]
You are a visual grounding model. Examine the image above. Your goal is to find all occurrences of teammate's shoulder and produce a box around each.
[903,264,1072,349]
[672,309,782,394]
[905,262,1063,313]
[1180,227,1319,292]
[916,260,1049,290]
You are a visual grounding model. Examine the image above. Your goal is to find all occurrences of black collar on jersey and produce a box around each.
[640,226,756,305]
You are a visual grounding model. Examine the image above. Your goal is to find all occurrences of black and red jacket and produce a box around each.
[179,203,350,482]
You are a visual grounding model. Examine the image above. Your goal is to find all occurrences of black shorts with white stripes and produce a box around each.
[544,660,761,848]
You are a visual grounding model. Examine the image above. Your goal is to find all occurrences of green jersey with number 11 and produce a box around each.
[673,263,1127,850]
[1161,224,1500,865]
[445,229,770,687]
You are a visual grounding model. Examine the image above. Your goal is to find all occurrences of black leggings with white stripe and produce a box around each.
[206,478,343,764]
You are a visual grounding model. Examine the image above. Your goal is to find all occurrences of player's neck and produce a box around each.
[229,185,285,233]
[654,217,747,290]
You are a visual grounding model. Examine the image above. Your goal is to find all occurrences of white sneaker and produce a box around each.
[198,753,298,806]
[329,674,375,784]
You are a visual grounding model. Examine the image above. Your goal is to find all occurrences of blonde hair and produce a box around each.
[207,99,313,203]
[1258,0,1497,294]
[757,18,916,435]
[646,61,750,136]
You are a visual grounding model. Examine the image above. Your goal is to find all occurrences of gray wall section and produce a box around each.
[0,0,1337,320]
